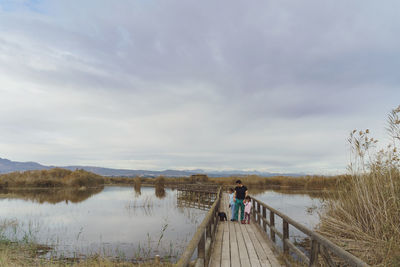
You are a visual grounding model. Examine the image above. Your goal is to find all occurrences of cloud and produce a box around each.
[0,0,399,174]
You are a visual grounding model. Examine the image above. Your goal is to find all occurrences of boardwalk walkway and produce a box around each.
[209,193,281,267]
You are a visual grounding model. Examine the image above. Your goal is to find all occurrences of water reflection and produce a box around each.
[0,186,207,262]
[155,185,166,199]
[249,188,325,228]
[0,185,328,262]
[246,186,332,199]
[134,185,141,196]
[133,178,141,196]
[176,190,215,211]
[0,187,104,204]
[249,187,327,260]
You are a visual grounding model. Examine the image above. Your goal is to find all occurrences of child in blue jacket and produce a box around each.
[228,188,236,221]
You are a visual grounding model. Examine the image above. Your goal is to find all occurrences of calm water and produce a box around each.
[250,189,324,229]
[0,186,207,261]
[0,186,325,261]
[249,188,327,256]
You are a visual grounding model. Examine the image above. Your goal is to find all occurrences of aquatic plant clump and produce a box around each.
[319,106,400,266]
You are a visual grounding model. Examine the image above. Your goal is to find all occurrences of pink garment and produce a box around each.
[244,201,252,213]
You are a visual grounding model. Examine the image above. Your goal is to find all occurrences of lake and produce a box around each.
[0,185,326,262]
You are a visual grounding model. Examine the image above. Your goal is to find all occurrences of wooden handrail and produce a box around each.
[251,196,369,267]
[176,184,220,192]
[175,187,222,267]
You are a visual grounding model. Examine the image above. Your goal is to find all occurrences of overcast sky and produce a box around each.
[0,0,399,174]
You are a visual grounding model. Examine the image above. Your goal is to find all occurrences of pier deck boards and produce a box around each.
[209,193,282,267]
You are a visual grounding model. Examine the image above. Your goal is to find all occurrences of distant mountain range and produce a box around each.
[0,157,303,178]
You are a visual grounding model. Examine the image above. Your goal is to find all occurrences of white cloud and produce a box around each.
[0,0,399,174]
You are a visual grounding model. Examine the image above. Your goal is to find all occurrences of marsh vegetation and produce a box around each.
[319,106,400,266]
[0,168,104,189]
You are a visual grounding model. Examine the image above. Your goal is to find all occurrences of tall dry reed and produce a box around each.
[319,106,400,266]
[0,168,104,188]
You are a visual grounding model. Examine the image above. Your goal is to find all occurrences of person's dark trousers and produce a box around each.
[244,212,251,224]
[234,199,245,221]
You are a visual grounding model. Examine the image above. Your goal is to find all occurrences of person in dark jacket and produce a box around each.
[233,180,248,223]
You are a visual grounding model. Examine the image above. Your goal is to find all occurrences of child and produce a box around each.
[244,196,252,224]
[228,188,236,221]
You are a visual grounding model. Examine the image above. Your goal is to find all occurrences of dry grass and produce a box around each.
[0,168,104,188]
[318,106,400,266]
[0,244,173,266]
[0,218,173,267]
[104,174,345,190]
[208,174,346,190]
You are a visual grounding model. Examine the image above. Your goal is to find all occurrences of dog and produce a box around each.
[218,212,227,221]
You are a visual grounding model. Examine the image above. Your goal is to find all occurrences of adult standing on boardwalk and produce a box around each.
[233,180,248,223]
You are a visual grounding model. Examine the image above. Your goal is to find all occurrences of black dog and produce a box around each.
[218,212,227,221]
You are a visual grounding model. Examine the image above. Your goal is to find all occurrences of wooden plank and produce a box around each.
[240,223,262,267]
[234,222,251,267]
[228,219,240,267]
[221,223,230,261]
[209,224,223,267]
[252,222,282,267]
[220,194,232,267]
[244,223,272,267]
[220,259,230,267]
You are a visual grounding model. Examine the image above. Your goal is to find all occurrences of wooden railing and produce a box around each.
[251,196,369,267]
[175,187,222,267]
[176,184,220,192]
[177,189,218,211]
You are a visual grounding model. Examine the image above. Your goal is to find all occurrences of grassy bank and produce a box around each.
[208,175,346,189]
[0,166,346,190]
[0,243,172,266]
[106,174,346,190]
[0,168,104,188]
[318,107,400,266]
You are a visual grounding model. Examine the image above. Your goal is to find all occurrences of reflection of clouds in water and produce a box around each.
[0,186,207,260]
[251,189,323,229]
[249,189,328,258]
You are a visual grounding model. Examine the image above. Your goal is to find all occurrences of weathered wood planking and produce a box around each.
[208,193,281,267]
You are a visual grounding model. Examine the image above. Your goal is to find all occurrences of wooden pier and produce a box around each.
[175,186,369,267]
[208,194,281,267]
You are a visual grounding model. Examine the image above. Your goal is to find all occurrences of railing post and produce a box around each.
[206,221,211,239]
[154,255,160,265]
[252,199,256,219]
[262,206,267,231]
[309,239,319,266]
[210,211,215,238]
[270,211,275,242]
[283,220,289,255]
[197,232,205,266]
[256,202,261,224]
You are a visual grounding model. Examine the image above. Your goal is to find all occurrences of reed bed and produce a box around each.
[208,174,346,189]
[104,174,345,190]
[0,168,104,188]
[318,106,400,266]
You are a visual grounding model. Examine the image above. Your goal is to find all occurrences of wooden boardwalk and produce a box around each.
[209,193,281,267]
